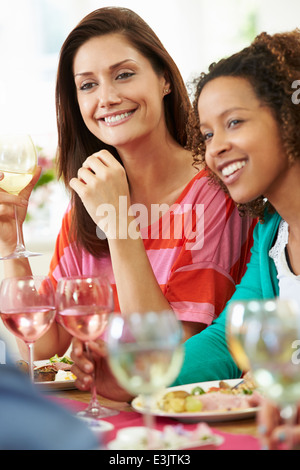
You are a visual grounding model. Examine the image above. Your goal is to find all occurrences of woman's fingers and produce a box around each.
[271,424,300,449]
[83,150,120,169]
[257,400,300,449]
[0,191,28,208]
[0,166,41,208]
[70,338,109,391]
[19,166,42,199]
[71,363,93,391]
[70,339,94,390]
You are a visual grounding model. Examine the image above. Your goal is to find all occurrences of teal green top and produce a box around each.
[174,210,281,385]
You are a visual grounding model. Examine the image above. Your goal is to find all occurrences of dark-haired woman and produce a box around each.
[0,8,254,361]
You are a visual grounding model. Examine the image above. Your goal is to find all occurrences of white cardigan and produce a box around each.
[269,219,300,309]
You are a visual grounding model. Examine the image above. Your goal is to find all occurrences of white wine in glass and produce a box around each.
[229,299,300,450]
[227,301,251,372]
[0,134,42,259]
[107,310,184,449]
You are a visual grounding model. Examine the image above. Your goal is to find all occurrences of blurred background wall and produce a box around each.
[1,0,299,357]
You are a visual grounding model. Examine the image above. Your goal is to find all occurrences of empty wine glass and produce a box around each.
[0,276,56,380]
[0,133,42,259]
[106,310,184,449]
[228,298,300,450]
[56,276,119,419]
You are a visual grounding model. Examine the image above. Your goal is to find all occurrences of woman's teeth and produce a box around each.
[222,160,246,177]
[104,111,134,123]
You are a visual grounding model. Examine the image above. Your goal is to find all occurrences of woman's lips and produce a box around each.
[217,159,248,185]
[98,109,136,126]
[221,160,247,177]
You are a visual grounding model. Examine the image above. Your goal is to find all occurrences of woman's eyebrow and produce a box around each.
[109,59,137,71]
[199,106,249,127]
[74,59,137,78]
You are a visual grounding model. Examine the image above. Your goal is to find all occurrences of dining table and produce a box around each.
[42,385,262,451]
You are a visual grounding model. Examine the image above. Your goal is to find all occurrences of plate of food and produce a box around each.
[16,354,77,391]
[107,423,224,450]
[131,375,262,423]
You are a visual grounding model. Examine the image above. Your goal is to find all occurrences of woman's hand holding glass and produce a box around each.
[258,400,300,450]
[0,134,42,259]
[71,337,134,403]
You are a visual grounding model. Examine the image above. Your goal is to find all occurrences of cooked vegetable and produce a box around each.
[185,395,203,412]
[49,354,73,364]
[191,386,205,395]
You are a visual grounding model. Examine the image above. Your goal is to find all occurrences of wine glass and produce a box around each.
[0,276,56,380]
[0,133,41,259]
[228,299,300,450]
[227,300,251,372]
[106,310,184,449]
[55,275,119,419]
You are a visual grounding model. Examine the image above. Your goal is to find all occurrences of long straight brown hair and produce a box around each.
[56,7,191,257]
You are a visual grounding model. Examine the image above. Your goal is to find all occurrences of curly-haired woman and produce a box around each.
[174,29,300,447]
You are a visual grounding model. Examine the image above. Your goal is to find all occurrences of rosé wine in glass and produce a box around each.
[0,276,56,380]
[58,306,109,343]
[56,276,118,419]
[1,307,56,343]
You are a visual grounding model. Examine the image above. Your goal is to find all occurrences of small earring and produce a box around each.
[164,88,170,95]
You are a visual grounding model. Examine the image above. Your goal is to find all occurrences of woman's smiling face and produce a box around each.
[198,76,289,205]
[73,33,170,150]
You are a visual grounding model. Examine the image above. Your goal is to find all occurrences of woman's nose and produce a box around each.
[207,132,231,159]
[98,82,121,107]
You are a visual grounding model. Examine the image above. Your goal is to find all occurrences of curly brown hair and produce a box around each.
[187,29,300,221]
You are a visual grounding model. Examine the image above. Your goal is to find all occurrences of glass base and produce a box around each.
[0,248,42,260]
[77,404,119,419]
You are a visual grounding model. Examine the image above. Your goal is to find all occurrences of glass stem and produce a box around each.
[143,395,156,450]
[27,342,34,382]
[85,343,101,414]
[14,205,26,251]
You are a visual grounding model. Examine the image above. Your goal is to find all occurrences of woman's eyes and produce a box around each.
[228,119,242,128]
[79,82,97,91]
[78,72,135,91]
[203,120,243,140]
[115,72,135,80]
[203,132,213,142]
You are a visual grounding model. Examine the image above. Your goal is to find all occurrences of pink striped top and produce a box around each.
[49,169,256,325]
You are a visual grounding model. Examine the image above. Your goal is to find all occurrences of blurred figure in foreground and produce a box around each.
[0,349,97,450]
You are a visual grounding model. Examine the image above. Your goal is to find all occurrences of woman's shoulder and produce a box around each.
[257,209,282,232]
[177,167,221,204]
[253,209,282,253]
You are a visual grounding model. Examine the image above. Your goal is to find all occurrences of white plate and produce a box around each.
[107,426,224,450]
[34,360,77,391]
[131,379,259,423]
[78,416,114,435]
